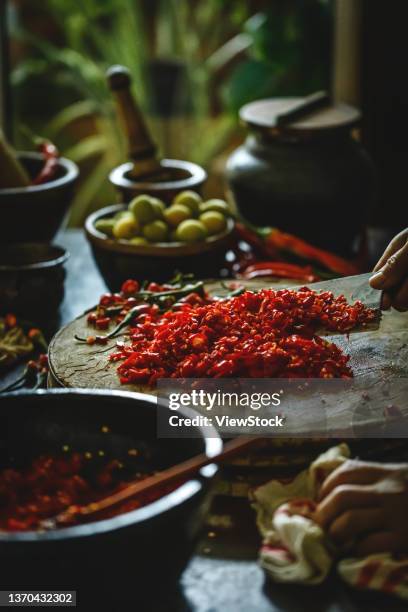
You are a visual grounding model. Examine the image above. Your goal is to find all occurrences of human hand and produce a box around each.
[369,228,408,311]
[314,459,408,556]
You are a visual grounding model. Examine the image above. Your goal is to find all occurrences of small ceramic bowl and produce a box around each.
[0,152,79,243]
[109,158,207,203]
[0,243,69,319]
[85,204,234,290]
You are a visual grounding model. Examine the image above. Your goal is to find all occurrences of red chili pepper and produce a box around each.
[32,140,59,185]
[235,221,360,277]
[0,451,177,531]
[99,293,115,306]
[87,312,98,325]
[38,354,48,368]
[95,317,110,330]
[264,229,359,277]
[235,222,268,254]
[27,328,42,340]
[111,287,376,385]
[4,313,17,328]
[240,261,319,282]
[147,282,165,292]
[121,279,140,295]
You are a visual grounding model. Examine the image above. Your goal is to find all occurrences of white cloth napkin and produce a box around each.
[251,444,408,598]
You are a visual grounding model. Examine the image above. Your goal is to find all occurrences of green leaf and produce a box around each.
[46,101,98,137]
[67,157,114,227]
[63,134,109,164]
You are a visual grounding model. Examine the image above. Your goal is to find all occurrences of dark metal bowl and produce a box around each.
[0,389,221,609]
[85,204,234,290]
[0,243,69,319]
[0,152,79,244]
[109,158,207,203]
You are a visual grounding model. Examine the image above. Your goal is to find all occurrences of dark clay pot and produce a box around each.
[227,99,377,258]
[0,152,78,244]
[0,243,68,319]
[0,389,221,610]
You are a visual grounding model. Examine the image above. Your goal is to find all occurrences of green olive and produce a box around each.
[113,214,140,240]
[173,190,202,217]
[143,219,168,242]
[176,219,207,243]
[114,210,130,221]
[150,198,166,219]
[199,211,227,235]
[164,204,191,227]
[95,218,115,237]
[169,229,180,242]
[129,236,149,246]
[199,199,231,216]
[129,195,157,224]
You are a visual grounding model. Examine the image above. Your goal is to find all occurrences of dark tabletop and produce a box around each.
[1,229,406,612]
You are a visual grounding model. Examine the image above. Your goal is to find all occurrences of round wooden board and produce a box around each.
[48,276,408,465]
[48,276,408,434]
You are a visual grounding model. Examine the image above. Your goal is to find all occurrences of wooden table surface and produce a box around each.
[2,229,407,612]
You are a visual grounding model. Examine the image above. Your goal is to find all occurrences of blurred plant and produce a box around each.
[11,0,332,226]
[12,0,150,225]
[222,0,332,112]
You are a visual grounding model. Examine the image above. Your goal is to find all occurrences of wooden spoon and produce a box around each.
[41,436,261,530]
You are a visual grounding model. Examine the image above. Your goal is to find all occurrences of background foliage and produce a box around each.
[9,0,332,225]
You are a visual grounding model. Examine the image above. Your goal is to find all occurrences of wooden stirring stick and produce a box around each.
[44,436,261,529]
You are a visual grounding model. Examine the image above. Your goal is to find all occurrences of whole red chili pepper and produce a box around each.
[264,229,359,277]
[235,222,268,254]
[32,140,59,185]
[240,261,320,283]
[235,221,360,277]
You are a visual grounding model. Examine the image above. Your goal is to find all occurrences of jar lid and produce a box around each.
[240,97,361,134]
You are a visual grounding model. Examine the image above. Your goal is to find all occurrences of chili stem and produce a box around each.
[75,282,206,343]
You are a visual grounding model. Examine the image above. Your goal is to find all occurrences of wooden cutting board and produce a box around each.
[48,271,408,448]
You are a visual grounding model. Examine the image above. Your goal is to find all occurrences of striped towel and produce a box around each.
[251,444,408,599]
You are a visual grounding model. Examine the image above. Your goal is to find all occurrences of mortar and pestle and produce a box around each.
[0,132,78,244]
[107,65,207,203]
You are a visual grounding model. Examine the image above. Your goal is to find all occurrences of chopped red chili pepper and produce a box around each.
[87,312,98,325]
[110,287,376,386]
[4,313,17,328]
[100,293,115,306]
[32,140,59,185]
[147,282,165,292]
[0,452,176,531]
[95,317,111,330]
[121,279,140,295]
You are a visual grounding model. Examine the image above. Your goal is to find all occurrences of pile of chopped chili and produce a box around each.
[0,452,165,532]
[109,286,376,386]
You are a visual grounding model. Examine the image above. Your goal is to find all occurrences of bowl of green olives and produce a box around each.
[85,191,235,290]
